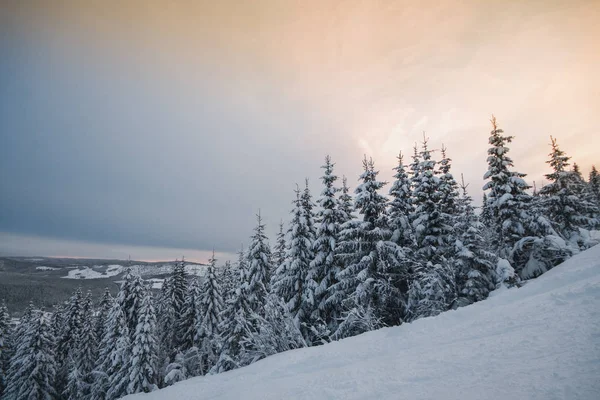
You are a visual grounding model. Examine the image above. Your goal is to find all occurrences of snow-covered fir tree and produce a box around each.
[5,309,57,400]
[407,137,456,321]
[309,155,345,338]
[483,116,534,259]
[91,302,129,400]
[538,136,599,238]
[453,175,497,306]
[244,212,273,314]
[56,287,84,398]
[334,156,406,335]
[438,145,460,218]
[273,221,287,273]
[220,259,239,303]
[116,269,147,340]
[196,251,224,375]
[273,186,315,341]
[178,278,201,355]
[388,151,414,248]
[0,300,12,398]
[127,288,159,395]
[587,165,600,207]
[338,175,354,225]
[95,288,113,348]
[66,291,98,400]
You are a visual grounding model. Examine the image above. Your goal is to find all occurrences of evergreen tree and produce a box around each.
[539,136,599,238]
[338,175,354,225]
[587,165,600,207]
[220,259,239,303]
[483,116,534,259]
[407,136,456,321]
[453,175,497,306]
[67,292,98,400]
[0,300,12,398]
[309,156,345,337]
[244,212,273,314]
[388,151,413,248]
[438,145,460,232]
[197,251,225,374]
[273,221,287,273]
[56,287,84,398]
[5,310,57,400]
[127,289,159,394]
[116,269,146,339]
[273,187,314,340]
[91,303,129,400]
[95,288,113,347]
[179,278,202,354]
[334,157,406,335]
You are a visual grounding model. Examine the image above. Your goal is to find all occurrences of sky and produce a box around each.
[1,0,599,262]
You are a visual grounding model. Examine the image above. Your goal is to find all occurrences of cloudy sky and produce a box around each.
[1,0,599,262]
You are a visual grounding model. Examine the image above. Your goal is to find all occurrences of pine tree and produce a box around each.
[67,292,98,400]
[309,156,345,337]
[273,187,314,340]
[103,304,132,400]
[95,288,113,347]
[5,310,57,400]
[127,289,159,394]
[388,151,413,248]
[178,278,202,354]
[539,136,599,238]
[197,251,224,374]
[338,176,354,225]
[273,221,287,273]
[219,259,239,303]
[116,269,146,339]
[0,300,12,398]
[334,157,406,335]
[587,166,600,207]
[244,212,273,314]
[454,175,497,306]
[56,287,84,398]
[483,116,534,259]
[407,136,456,321]
[438,145,460,241]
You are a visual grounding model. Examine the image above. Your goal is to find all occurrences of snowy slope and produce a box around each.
[127,245,600,400]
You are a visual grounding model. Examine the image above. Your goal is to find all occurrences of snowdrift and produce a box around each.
[127,245,600,400]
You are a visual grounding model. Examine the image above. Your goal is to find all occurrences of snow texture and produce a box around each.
[125,245,600,400]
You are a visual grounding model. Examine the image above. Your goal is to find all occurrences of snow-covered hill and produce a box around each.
[127,245,600,400]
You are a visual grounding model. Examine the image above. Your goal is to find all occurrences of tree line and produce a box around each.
[0,116,598,399]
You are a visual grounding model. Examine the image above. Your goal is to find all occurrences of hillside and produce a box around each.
[127,244,600,400]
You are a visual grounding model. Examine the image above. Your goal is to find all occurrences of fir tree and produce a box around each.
[338,175,354,225]
[56,287,84,398]
[587,165,600,206]
[244,212,273,314]
[95,288,113,347]
[483,116,534,259]
[67,292,98,400]
[388,151,413,248]
[539,136,599,237]
[273,187,314,340]
[273,221,287,273]
[5,310,57,400]
[454,175,496,306]
[127,289,159,394]
[334,156,406,334]
[197,251,225,374]
[309,156,345,337]
[220,259,239,303]
[116,269,146,339]
[179,278,202,354]
[0,300,12,398]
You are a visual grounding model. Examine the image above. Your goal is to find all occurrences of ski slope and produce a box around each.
[127,245,600,400]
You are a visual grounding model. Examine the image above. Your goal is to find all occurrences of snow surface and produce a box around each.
[35,266,61,271]
[62,263,206,279]
[63,264,124,279]
[126,244,600,400]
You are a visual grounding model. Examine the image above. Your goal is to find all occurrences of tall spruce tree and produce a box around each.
[179,278,202,354]
[0,300,12,398]
[244,212,273,314]
[5,310,57,400]
[539,136,599,237]
[127,289,159,394]
[197,251,225,374]
[587,166,600,207]
[56,287,84,398]
[273,187,314,339]
[338,175,354,225]
[483,116,534,259]
[309,156,344,336]
[273,221,287,273]
[389,151,414,247]
[95,288,113,348]
[334,157,405,335]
